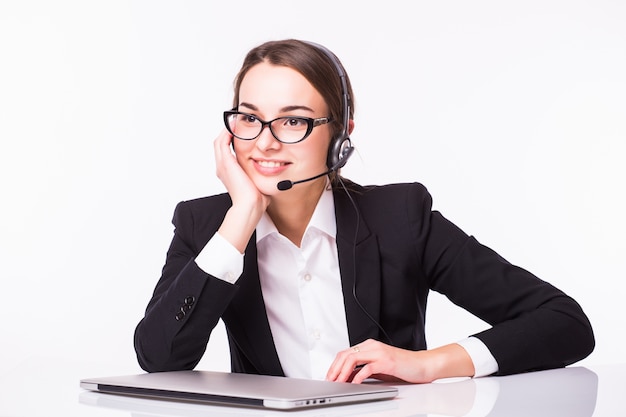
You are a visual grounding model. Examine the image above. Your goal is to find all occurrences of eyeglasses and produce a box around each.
[223,110,332,144]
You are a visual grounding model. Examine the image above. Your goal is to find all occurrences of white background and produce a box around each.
[1,0,625,379]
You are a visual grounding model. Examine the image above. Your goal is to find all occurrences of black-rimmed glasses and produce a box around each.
[223,110,332,144]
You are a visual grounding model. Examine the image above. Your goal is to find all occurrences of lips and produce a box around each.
[256,160,287,168]
[252,158,291,175]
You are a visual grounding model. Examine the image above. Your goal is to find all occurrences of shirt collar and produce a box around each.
[256,186,336,243]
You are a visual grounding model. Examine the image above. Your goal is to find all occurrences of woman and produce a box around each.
[134,39,594,384]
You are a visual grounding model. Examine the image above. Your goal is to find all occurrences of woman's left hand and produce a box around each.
[325,339,476,384]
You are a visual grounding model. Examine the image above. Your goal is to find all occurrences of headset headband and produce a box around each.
[303,41,352,169]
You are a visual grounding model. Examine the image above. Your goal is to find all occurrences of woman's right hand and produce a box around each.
[214,129,269,253]
[214,129,268,209]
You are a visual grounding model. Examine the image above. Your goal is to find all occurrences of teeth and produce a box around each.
[257,160,285,168]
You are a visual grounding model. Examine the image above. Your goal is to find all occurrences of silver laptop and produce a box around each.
[80,370,398,410]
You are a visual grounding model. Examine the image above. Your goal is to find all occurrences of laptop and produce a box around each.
[79,370,398,410]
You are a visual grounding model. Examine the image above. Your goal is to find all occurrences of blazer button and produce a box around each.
[175,310,185,321]
[184,296,195,306]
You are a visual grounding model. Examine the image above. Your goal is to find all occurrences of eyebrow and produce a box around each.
[239,102,315,114]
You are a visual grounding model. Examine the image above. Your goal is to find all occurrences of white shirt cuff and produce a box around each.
[457,337,499,377]
[194,232,243,284]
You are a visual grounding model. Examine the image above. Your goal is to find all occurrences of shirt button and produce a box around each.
[303,273,312,282]
[312,329,321,340]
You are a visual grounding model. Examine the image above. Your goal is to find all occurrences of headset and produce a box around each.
[308,41,354,170]
[276,41,355,191]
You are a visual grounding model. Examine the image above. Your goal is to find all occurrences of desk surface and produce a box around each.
[1,359,623,416]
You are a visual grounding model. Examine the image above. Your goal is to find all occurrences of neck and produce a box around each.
[267,177,327,247]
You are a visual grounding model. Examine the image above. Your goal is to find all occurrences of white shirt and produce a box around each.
[195,187,498,379]
[254,188,350,379]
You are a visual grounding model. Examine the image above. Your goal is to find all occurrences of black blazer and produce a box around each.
[134,180,594,376]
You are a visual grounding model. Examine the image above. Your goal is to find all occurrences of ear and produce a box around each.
[348,119,355,135]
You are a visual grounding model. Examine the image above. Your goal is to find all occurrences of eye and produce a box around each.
[243,114,258,124]
[235,113,260,126]
[282,117,307,129]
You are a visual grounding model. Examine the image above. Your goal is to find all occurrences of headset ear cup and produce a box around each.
[327,136,351,169]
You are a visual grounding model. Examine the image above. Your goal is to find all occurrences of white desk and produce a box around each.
[1,359,623,416]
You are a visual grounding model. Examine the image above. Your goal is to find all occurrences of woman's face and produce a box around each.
[232,62,332,196]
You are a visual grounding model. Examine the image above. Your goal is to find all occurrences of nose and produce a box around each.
[255,124,282,151]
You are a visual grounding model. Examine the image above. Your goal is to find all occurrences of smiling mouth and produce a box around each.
[255,160,289,168]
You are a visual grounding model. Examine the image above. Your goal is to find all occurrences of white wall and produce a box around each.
[1,0,624,376]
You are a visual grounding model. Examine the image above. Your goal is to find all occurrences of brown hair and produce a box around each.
[232,39,355,146]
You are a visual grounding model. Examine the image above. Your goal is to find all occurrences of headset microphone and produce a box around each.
[276,145,354,191]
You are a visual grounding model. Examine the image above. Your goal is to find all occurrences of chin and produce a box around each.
[252,178,284,196]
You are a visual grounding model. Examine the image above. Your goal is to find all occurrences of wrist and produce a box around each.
[219,204,265,253]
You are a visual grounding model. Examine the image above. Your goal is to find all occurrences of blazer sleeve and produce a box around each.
[134,199,238,372]
[409,184,595,375]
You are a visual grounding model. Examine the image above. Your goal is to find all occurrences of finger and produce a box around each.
[333,341,393,384]
[326,349,357,381]
[214,129,233,161]
[350,363,375,384]
[325,354,348,381]
[334,357,361,383]
[331,351,375,383]
[326,340,380,382]
[214,131,243,184]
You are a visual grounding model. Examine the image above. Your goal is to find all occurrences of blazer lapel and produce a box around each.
[334,188,383,346]
[226,187,384,373]
[225,237,285,376]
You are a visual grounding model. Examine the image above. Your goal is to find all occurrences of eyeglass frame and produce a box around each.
[223,110,333,144]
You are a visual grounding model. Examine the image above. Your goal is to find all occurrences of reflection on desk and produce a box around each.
[78,366,599,417]
[2,360,621,416]
[397,366,597,417]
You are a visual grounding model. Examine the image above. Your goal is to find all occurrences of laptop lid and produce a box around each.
[80,370,398,410]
